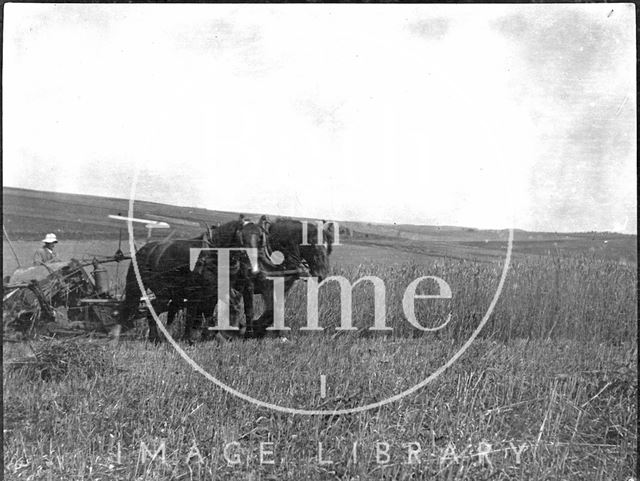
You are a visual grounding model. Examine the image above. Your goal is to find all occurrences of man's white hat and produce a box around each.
[42,233,58,244]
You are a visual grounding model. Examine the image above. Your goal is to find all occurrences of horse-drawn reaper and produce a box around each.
[2,217,333,343]
[115,218,333,342]
[2,254,129,340]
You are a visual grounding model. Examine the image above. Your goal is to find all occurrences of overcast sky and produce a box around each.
[3,4,636,233]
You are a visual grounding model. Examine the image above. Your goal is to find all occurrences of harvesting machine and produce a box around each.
[2,251,131,340]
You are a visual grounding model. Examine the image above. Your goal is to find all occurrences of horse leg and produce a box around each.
[209,287,242,341]
[199,297,217,342]
[248,279,274,339]
[230,287,246,338]
[183,304,195,343]
[185,298,208,343]
[147,307,162,344]
[147,298,169,344]
[147,313,159,344]
[166,299,179,335]
[116,266,142,336]
[256,281,295,338]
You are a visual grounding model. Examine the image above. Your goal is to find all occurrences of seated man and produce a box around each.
[33,233,59,266]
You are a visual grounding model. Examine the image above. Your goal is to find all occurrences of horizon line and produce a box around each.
[3,185,636,236]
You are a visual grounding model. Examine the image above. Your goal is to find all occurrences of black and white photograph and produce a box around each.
[2,3,637,479]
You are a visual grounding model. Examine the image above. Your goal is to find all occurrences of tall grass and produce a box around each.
[279,253,636,344]
[4,239,635,344]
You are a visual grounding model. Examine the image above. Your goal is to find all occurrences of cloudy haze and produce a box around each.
[3,4,636,232]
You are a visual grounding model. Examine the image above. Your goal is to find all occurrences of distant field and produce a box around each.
[5,187,635,263]
[3,187,248,241]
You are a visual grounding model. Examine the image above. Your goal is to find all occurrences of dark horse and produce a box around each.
[117,219,264,342]
[244,218,333,338]
[115,218,333,341]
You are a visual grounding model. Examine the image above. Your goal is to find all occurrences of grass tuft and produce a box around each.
[8,338,116,381]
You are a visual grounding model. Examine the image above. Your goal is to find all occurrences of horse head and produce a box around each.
[269,219,332,281]
[301,221,333,281]
[195,220,263,276]
[234,221,263,274]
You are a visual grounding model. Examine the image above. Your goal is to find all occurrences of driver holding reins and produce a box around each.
[33,233,60,265]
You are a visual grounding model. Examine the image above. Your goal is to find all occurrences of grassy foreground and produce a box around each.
[3,222,637,479]
[3,337,636,480]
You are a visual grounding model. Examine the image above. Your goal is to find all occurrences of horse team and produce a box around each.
[116,217,333,342]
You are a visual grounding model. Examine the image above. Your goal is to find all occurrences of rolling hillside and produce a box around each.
[2,187,636,263]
